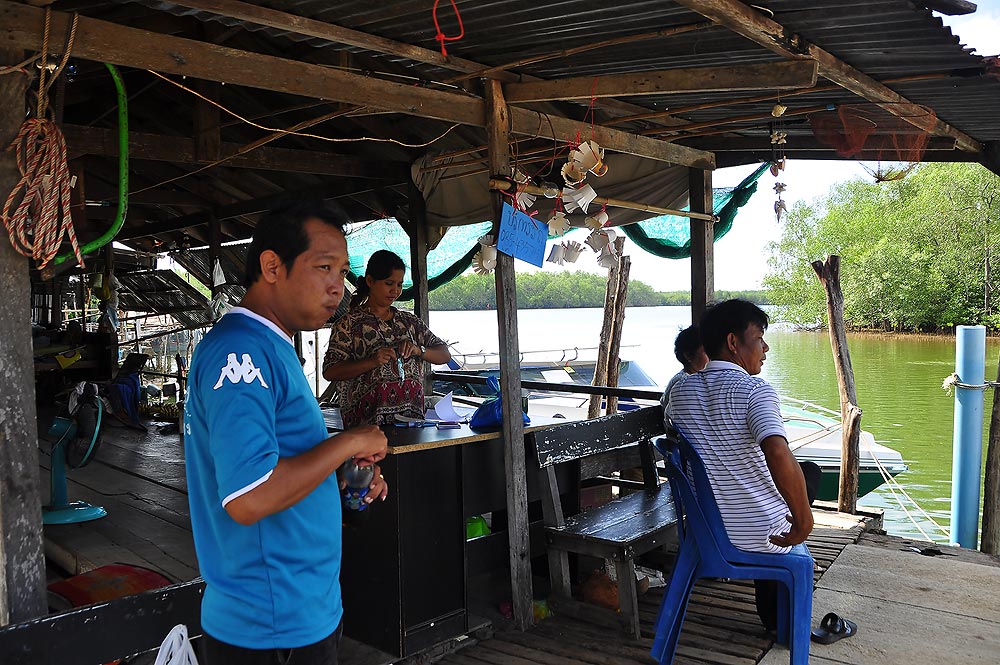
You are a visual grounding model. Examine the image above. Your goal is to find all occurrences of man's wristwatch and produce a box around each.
[419,345,427,358]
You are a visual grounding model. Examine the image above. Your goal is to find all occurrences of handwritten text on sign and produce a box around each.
[497,202,547,268]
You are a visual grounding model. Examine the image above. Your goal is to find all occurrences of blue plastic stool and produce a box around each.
[651,434,813,665]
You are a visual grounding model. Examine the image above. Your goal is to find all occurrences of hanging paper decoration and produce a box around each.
[472,234,498,274]
[569,140,608,177]
[562,184,598,214]
[512,169,536,210]
[585,228,614,253]
[545,243,566,265]
[561,240,584,264]
[561,161,586,188]
[584,209,609,230]
[596,244,618,269]
[547,210,570,237]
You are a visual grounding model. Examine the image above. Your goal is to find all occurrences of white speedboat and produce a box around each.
[433,357,907,501]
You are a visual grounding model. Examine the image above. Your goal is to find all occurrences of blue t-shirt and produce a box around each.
[184,309,342,648]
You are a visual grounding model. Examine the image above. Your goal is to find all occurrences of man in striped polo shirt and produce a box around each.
[664,299,814,632]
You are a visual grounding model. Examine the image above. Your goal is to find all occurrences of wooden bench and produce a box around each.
[530,406,676,638]
[0,579,203,664]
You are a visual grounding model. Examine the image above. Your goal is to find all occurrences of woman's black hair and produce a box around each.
[673,325,703,366]
[699,299,769,358]
[350,249,406,309]
[243,198,349,288]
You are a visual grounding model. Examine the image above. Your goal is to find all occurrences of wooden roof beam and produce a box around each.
[673,0,982,154]
[0,3,713,169]
[505,61,818,103]
[62,125,404,179]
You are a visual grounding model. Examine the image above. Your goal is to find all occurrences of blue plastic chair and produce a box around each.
[651,433,813,665]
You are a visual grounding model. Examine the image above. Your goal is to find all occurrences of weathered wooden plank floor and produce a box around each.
[442,520,865,665]
[37,417,869,665]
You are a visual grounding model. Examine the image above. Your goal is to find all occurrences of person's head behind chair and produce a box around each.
[674,325,708,374]
[699,299,770,376]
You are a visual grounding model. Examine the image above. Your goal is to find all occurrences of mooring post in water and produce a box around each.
[952,325,986,548]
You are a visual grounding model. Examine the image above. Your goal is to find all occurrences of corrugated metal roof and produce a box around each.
[116,270,213,329]
[27,0,1000,248]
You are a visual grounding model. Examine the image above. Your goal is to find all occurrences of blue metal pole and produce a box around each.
[952,325,986,548]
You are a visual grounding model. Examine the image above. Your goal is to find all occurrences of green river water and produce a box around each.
[762,329,995,545]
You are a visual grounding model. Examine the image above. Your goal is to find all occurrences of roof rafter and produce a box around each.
[0,2,713,168]
[157,0,694,129]
[505,61,818,103]
[673,0,982,154]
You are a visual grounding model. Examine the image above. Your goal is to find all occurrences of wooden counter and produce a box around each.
[340,417,567,657]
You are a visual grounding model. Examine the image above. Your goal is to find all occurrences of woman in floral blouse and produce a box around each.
[323,250,451,427]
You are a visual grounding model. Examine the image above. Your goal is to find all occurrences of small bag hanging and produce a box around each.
[469,376,530,430]
[153,624,199,665]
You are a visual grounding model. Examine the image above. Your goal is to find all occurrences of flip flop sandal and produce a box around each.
[811,612,858,644]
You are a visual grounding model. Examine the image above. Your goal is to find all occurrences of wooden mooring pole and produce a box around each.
[812,256,861,514]
[982,362,1000,554]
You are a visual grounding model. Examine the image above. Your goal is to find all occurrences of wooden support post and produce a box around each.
[589,244,622,419]
[407,179,431,325]
[0,47,47,625]
[407,178,432,394]
[982,359,1000,554]
[605,250,631,415]
[485,79,533,630]
[194,80,222,163]
[812,256,861,514]
[689,168,714,322]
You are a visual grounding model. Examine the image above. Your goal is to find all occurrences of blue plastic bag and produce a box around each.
[469,376,530,430]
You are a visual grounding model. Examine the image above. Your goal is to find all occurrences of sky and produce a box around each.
[534,5,1000,292]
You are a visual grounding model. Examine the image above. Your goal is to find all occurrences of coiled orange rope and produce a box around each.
[2,117,83,269]
[1,8,82,269]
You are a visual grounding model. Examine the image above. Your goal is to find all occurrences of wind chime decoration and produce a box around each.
[472,234,498,275]
[773,181,788,223]
[769,98,789,223]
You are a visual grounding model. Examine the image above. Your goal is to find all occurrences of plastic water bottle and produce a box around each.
[341,457,375,521]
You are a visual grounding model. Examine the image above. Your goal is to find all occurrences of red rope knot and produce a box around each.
[432,0,465,57]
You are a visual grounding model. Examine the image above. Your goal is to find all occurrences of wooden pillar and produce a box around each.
[407,178,432,394]
[485,79,533,630]
[0,48,47,624]
[407,178,431,325]
[194,80,221,163]
[812,256,861,514]
[689,168,714,322]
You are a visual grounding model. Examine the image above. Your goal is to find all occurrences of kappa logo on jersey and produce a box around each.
[213,353,269,390]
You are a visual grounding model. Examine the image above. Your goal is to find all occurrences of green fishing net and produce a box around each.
[344,163,769,297]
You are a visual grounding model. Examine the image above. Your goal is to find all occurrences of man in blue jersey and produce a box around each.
[664,299,814,633]
[184,200,389,665]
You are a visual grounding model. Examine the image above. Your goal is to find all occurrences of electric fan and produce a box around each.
[43,383,107,525]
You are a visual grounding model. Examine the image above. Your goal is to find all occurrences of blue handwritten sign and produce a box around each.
[497,202,547,268]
